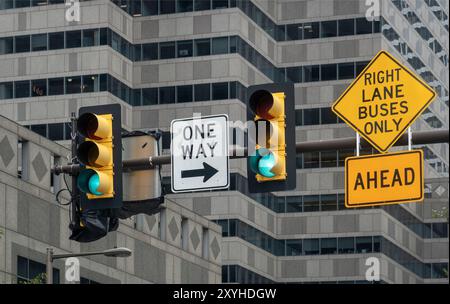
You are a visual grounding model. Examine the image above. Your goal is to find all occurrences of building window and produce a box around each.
[338,19,355,36]
[321,64,337,81]
[15,80,30,98]
[320,194,337,211]
[320,150,338,168]
[194,0,210,10]
[356,18,373,34]
[212,82,228,100]
[320,20,337,38]
[0,37,14,55]
[303,108,320,125]
[303,195,320,212]
[31,124,47,137]
[142,0,158,15]
[66,76,81,94]
[177,85,193,103]
[194,38,211,56]
[48,78,64,96]
[286,240,302,256]
[82,75,99,93]
[17,256,60,284]
[212,37,229,55]
[65,30,82,48]
[0,82,13,99]
[48,123,64,140]
[338,62,355,80]
[194,83,211,101]
[303,239,320,255]
[304,65,320,82]
[142,88,158,105]
[31,79,47,97]
[286,196,302,213]
[338,237,355,254]
[83,29,99,47]
[159,86,175,104]
[80,277,100,284]
[15,35,30,53]
[31,34,47,51]
[177,40,193,58]
[321,238,337,254]
[356,237,373,253]
[212,0,228,9]
[177,0,193,12]
[321,107,337,124]
[286,24,303,40]
[303,22,320,39]
[160,42,176,59]
[142,43,158,60]
[286,67,302,83]
[160,0,175,14]
[48,32,64,50]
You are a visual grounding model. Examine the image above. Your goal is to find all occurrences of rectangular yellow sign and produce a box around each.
[345,150,424,208]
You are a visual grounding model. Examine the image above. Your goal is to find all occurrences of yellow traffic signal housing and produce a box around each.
[247,83,295,193]
[249,91,287,182]
[76,104,122,210]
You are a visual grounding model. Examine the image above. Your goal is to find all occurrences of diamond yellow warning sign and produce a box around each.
[332,51,436,153]
[345,150,424,208]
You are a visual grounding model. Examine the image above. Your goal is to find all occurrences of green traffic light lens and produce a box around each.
[88,173,103,195]
[258,151,276,178]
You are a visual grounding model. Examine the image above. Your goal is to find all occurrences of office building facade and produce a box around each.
[0,0,448,283]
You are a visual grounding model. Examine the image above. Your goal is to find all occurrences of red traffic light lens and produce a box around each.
[249,90,275,120]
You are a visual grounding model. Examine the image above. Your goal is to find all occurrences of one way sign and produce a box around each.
[171,114,229,193]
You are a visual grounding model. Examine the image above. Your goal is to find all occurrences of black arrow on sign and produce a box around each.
[181,162,219,182]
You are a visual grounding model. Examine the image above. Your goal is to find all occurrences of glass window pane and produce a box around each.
[0,37,14,55]
[194,38,211,56]
[286,196,302,212]
[356,61,370,75]
[356,237,373,253]
[194,83,211,101]
[15,0,31,8]
[338,19,355,36]
[432,223,448,238]
[338,237,355,254]
[0,82,13,99]
[321,194,337,211]
[212,0,228,9]
[321,107,337,124]
[65,76,81,94]
[65,30,81,48]
[320,150,337,168]
[212,37,228,55]
[303,239,319,255]
[338,148,354,167]
[82,75,99,93]
[17,256,28,278]
[303,108,320,125]
[303,152,320,169]
[31,79,47,97]
[48,78,64,96]
[15,80,30,98]
[177,0,193,12]
[321,64,337,81]
[286,240,302,256]
[31,124,47,137]
[0,0,14,9]
[160,0,175,14]
[49,32,64,50]
[321,238,337,254]
[160,42,175,59]
[303,195,320,212]
[31,34,47,51]
[142,43,158,60]
[177,40,193,58]
[304,65,319,82]
[177,85,193,103]
[286,24,302,40]
[48,124,64,141]
[15,35,30,53]
[83,29,99,47]
[295,109,303,126]
[286,67,302,83]
[142,88,158,105]
[212,82,228,100]
[159,86,175,104]
[356,18,372,34]
[303,22,320,39]
[320,21,337,38]
[338,62,355,80]
[194,0,210,10]
[142,0,158,16]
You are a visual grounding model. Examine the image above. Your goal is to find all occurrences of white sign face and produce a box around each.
[171,114,229,193]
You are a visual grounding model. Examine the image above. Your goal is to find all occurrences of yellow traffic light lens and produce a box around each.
[78,113,111,140]
[77,141,111,167]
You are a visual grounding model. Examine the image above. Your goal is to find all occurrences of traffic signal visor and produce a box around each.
[249,90,287,182]
[77,113,115,199]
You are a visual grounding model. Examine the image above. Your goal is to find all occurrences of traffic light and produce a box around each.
[76,104,122,210]
[247,83,296,193]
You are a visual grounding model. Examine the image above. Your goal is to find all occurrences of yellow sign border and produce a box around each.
[332,50,436,153]
[344,150,424,208]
